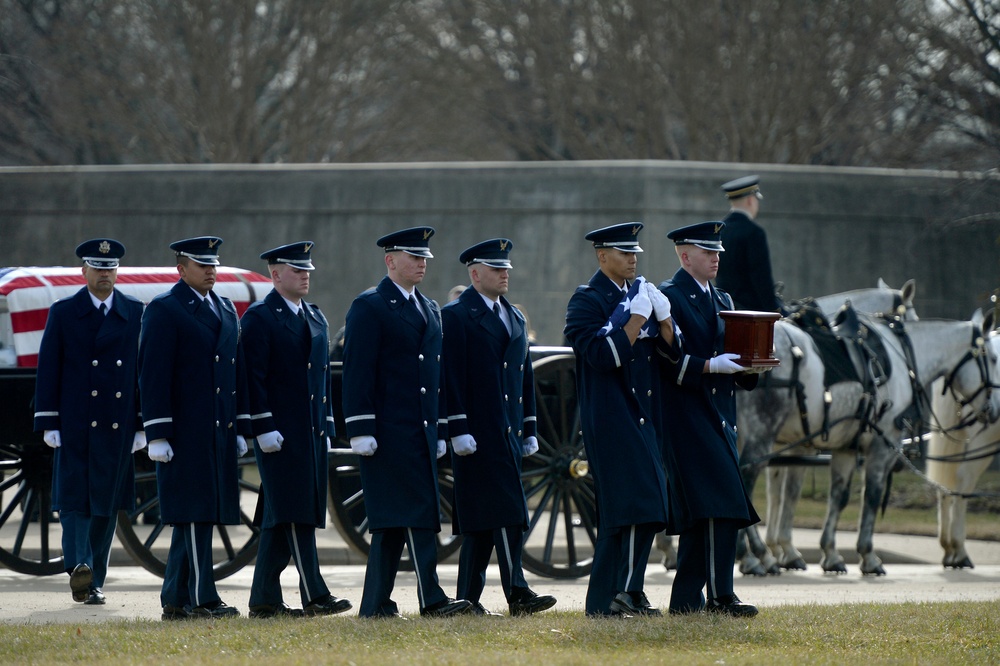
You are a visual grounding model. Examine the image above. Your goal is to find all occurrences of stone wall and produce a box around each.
[1,161,998,343]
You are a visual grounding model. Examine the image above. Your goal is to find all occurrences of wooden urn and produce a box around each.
[719,310,781,367]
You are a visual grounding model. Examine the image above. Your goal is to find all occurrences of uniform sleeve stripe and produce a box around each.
[250,412,273,420]
[34,411,59,417]
[524,416,536,423]
[143,417,172,427]
[606,336,621,368]
[237,413,250,421]
[446,414,467,422]
[345,414,375,424]
[677,355,691,385]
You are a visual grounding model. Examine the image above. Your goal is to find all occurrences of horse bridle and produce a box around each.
[939,327,999,431]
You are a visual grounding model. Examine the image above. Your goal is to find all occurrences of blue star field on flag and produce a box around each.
[597,276,660,339]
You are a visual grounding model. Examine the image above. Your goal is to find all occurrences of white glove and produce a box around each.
[709,353,745,374]
[131,431,148,453]
[236,435,248,457]
[148,439,174,463]
[522,435,539,457]
[436,439,447,459]
[645,282,672,321]
[350,435,378,456]
[451,434,477,456]
[629,285,653,320]
[257,430,283,453]
[326,437,333,452]
[43,430,61,449]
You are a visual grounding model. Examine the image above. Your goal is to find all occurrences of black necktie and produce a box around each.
[99,303,107,316]
[298,307,306,321]
[493,302,501,318]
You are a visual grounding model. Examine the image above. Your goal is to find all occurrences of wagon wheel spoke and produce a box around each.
[519,352,595,578]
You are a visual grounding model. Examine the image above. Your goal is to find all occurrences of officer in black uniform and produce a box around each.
[563,223,673,617]
[139,236,251,620]
[713,176,782,312]
[242,242,352,619]
[34,239,146,606]
[342,227,472,618]
[657,221,762,617]
[442,239,557,617]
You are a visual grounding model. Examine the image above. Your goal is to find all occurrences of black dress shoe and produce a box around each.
[508,587,557,616]
[69,563,93,603]
[84,587,106,605]
[468,602,504,617]
[419,598,474,617]
[191,600,241,619]
[706,595,758,618]
[303,595,353,617]
[161,604,193,621]
[248,602,304,619]
[609,591,662,617]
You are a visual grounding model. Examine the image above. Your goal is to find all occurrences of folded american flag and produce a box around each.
[597,276,659,339]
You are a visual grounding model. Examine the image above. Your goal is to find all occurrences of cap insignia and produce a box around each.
[632,225,641,237]
[304,242,313,252]
[499,239,509,250]
[208,238,220,248]
[714,223,723,234]
[99,241,111,254]
[423,229,432,240]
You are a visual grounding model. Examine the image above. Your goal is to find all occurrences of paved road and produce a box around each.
[2,529,1000,624]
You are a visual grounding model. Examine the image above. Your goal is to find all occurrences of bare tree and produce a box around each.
[902,0,1000,168]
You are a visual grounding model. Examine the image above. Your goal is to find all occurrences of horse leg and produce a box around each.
[655,531,677,571]
[938,489,958,567]
[736,439,776,576]
[773,465,808,570]
[856,439,897,576]
[819,450,855,573]
[948,456,992,569]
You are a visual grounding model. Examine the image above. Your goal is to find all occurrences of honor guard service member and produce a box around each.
[657,221,761,618]
[242,242,352,619]
[139,236,252,620]
[441,239,557,617]
[34,239,146,606]
[713,176,782,312]
[563,223,674,618]
[342,227,473,618]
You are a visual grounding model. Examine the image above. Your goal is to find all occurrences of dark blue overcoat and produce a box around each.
[138,281,251,525]
[33,287,141,516]
[563,270,669,536]
[241,290,333,528]
[441,287,536,534]
[658,268,760,532]
[713,210,781,311]
[342,276,446,532]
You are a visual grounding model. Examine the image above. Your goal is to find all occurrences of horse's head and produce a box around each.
[813,279,919,322]
[941,309,1000,426]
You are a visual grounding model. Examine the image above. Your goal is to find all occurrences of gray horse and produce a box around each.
[738,309,999,575]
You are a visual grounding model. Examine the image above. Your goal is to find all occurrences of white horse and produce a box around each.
[926,330,1000,569]
[737,309,999,575]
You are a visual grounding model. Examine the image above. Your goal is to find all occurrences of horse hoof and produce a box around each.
[944,558,974,570]
[861,566,886,576]
[740,563,768,577]
[822,563,848,574]
[782,559,807,571]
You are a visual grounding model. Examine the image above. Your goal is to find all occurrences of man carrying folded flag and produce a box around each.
[564,222,675,618]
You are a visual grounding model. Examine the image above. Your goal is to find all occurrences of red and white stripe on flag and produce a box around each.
[0,267,271,367]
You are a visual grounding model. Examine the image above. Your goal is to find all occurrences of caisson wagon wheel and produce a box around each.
[0,441,64,575]
[521,351,596,578]
[326,362,461,569]
[115,455,261,579]
[326,441,462,569]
